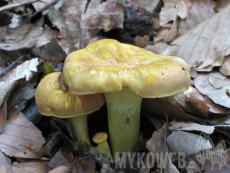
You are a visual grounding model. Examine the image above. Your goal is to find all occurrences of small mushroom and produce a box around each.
[63,39,190,160]
[35,72,105,146]
[93,132,114,163]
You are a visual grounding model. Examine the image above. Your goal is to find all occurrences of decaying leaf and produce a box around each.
[12,161,50,173]
[167,131,212,156]
[49,150,96,173]
[135,35,154,48]
[178,0,216,35]
[207,85,230,109]
[220,55,230,76]
[0,58,39,107]
[0,111,48,159]
[48,165,69,173]
[145,42,168,54]
[157,5,230,71]
[168,86,209,118]
[7,82,35,112]
[0,151,13,173]
[169,120,215,134]
[204,96,228,114]
[142,98,202,123]
[215,0,230,11]
[194,73,218,95]
[48,0,125,54]
[0,25,54,51]
[208,72,230,89]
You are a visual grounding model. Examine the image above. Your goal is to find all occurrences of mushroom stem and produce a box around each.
[104,87,143,161]
[68,115,91,145]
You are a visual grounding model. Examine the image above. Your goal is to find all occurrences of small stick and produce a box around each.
[67,154,95,173]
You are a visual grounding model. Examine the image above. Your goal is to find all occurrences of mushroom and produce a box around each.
[63,39,190,159]
[35,72,105,146]
[93,132,114,163]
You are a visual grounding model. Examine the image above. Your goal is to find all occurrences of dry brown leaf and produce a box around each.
[0,111,47,159]
[0,58,39,107]
[0,25,54,51]
[142,98,202,123]
[204,96,228,114]
[32,37,66,65]
[48,0,125,54]
[145,42,168,54]
[0,151,13,173]
[159,5,230,71]
[169,119,214,134]
[146,124,167,158]
[178,0,216,35]
[7,82,35,112]
[194,73,218,95]
[48,165,69,173]
[208,72,230,89]
[135,35,154,48]
[12,161,50,173]
[207,85,230,109]
[49,150,96,173]
[220,55,230,76]
[215,0,230,11]
[168,86,209,118]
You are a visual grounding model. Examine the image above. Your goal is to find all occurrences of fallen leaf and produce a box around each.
[12,161,50,173]
[0,58,39,107]
[0,151,13,173]
[31,37,66,65]
[204,96,228,114]
[48,0,125,54]
[145,42,168,54]
[49,150,96,173]
[159,5,230,71]
[215,0,230,11]
[178,0,216,35]
[194,73,218,95]
[168,86,209,118]
[142,98,203,123]
[0,24,54,51]
[169,120,214,134]
[167,131,212,156]
[135,35,154,48]
[207,85,230,109]
[0,111,48,159]
[48,165,69,173]
[7,82,35,112]
[220,55,230,76]
[209,72,230,89]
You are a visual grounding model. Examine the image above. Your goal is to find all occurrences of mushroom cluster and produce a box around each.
[62,39,191,160]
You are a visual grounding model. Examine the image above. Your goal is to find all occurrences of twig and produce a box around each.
[67,154,95,173]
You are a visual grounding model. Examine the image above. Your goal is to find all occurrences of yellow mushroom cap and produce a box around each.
[63,39,190,98]
[93,132,108,144]
[35,72,105,118]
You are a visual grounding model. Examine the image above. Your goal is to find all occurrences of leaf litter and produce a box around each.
[1,0,230,172]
